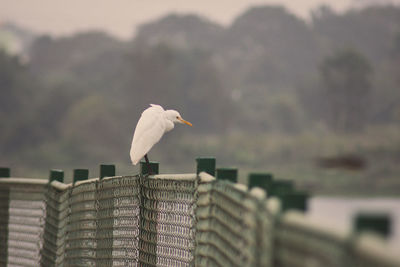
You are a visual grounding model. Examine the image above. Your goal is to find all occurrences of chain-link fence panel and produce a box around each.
[1,173,400,267]
[0,178,47,267]
[350,233,400,267]
[41,181,71,266]
[195,178,264,267]
[258,197,280,267]
[97,175,141,266]
[65,179,98,266]
[139,174,198,267]
[274,210,350,267]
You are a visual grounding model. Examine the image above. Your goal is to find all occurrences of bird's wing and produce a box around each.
[150,104,164,110]
[130,105,166,165]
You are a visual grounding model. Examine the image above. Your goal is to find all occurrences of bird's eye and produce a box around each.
[176,116,179,119]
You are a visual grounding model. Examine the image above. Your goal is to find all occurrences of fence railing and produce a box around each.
[0,159,399,267]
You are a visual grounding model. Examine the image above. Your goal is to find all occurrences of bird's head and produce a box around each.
[166,110,192,126]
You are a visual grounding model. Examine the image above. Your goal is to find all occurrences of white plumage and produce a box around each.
[130,104,192,165]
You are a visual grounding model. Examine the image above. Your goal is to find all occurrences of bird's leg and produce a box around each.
[144,154,153,175]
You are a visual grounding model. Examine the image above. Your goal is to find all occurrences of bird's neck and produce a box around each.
[165,119,174,132]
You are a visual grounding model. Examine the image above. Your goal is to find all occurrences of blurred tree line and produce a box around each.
[1,4,400,174]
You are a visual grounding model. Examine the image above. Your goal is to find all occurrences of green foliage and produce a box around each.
[222,6,320,90]
[124,44,234,132]
[0,49,30,112]
[135,14,223,50]
[320,49,372,132]
[0,49,42,153]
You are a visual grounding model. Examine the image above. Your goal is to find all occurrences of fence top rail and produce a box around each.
[74,177,99,186]
[233,183,248,192]
[281,210,350,241]
[0,177,48,186]
[265,197,282,215]
[50,180,71,191]
[198,172,215,182]
[150,173,197,180]
[249,187,266,200]
[355,232,400,265]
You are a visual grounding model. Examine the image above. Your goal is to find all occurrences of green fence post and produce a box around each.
[248,173,273,191]
[49,169,64,183]
[100,164,115,179]
[140,161,159,176]
[73,169,89,184]
[353,213,391,238]
[279,191,309,212]
[269,180,293,197]
[0,167,10,178]
[196,157,216,176]
[0,167,9,263]
[216,168,238,183]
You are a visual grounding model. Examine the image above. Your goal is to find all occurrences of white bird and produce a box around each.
[130,104,192,168]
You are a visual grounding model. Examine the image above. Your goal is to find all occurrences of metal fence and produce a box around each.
[0,162,399,267]
[0,178,47,266]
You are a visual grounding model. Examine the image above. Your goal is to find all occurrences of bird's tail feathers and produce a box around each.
[130,148,139,165]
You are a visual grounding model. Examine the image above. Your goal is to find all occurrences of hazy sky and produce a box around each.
[0,0,398,39]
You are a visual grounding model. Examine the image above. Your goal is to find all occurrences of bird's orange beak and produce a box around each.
[179,117,192,126]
